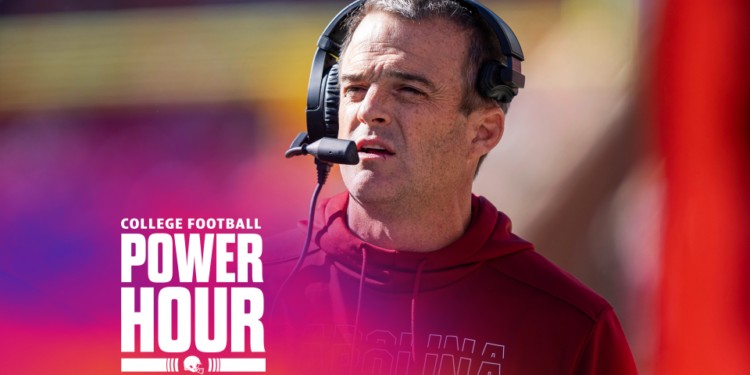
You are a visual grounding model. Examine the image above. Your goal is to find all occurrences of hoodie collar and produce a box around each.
[313,192,532,293]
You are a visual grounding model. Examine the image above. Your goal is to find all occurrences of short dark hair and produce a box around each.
[340,0,510,177]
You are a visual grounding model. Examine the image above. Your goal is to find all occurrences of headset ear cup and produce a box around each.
[487,85,515,103]
[477,61,516,104]
[323,63,341,138]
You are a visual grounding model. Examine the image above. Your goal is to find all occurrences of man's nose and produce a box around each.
[357,86,391,126]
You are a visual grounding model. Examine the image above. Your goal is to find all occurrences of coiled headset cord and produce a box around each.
[270,160,331,319]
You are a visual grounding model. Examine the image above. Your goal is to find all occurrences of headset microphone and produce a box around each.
[285,133,359,165]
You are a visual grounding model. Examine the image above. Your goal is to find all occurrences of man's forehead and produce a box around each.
[340,11,468,80]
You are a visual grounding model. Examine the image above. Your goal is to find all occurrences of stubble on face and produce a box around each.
[338,12,474,212]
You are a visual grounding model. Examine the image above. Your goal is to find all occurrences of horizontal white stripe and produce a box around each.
[122,358,169,372]
[217,358,265,372]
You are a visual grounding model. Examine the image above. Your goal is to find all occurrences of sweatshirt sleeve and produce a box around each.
[572,307,638,375]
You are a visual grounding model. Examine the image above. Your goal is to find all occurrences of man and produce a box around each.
[265,1,638,374]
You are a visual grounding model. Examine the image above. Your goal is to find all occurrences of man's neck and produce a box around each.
[346,189,473,252]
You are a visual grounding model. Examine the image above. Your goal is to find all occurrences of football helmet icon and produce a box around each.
[183,356,204,374]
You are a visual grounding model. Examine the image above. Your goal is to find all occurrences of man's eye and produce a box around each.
[399,86,425,96]
[343,86,367,98]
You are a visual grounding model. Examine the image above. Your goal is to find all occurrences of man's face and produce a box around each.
[338,12,474,205]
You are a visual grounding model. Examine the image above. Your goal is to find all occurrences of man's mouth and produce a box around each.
[359,145,395,156]
[355,138,396,160]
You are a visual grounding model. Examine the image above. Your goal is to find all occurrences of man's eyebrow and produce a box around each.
[340,72,368,83]
[340,70,436,91]
[386,71,436,91]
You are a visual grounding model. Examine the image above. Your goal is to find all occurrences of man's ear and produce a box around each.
[468,105,505,159]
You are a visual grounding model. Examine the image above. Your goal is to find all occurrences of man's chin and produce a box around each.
[344,179,400,206]
[342,167,408,203]
[346,182,398,205]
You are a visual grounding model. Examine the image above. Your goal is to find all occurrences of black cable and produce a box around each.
[284,146,306,159]
[270,161,331,319]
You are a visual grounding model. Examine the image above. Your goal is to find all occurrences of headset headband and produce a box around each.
[305,0,525,143]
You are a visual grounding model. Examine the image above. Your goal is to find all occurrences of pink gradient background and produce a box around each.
[0,105,347,374]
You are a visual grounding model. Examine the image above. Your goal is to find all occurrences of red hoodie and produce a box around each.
[263,192,637,375]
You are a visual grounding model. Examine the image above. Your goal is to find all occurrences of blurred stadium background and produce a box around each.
[0,0,748,374]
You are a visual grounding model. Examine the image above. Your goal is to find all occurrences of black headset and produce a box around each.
[300,0,526,148]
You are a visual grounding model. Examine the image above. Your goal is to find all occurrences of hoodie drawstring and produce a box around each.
[349,246,368,375]
[411,259,427,364]
[349,251,426,372]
